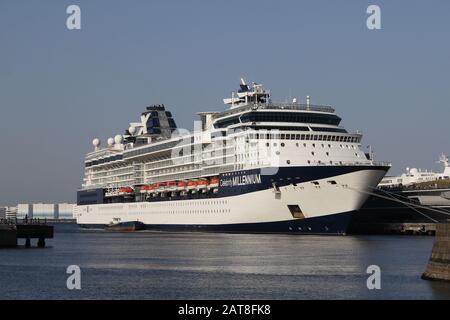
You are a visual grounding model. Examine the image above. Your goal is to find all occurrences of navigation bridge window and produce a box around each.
[214,112,342,128]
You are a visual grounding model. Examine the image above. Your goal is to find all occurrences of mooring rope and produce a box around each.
[376,187,439,223]
[342,184,450,221]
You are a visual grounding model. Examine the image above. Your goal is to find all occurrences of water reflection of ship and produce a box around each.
[350,155,450,234]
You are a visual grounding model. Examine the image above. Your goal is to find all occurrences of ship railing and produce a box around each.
[220,102,335,117]
[262,103,335,113]
[310,161,391,167]
[371,161,392,167]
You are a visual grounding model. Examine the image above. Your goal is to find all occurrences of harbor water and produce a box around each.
[0,224,449,299]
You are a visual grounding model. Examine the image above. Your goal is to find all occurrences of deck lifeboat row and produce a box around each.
[140,177,220,196]
[118,186,134,196]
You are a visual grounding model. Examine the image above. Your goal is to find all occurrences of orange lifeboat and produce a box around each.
[177,181,187,191]
[187,180,198,191]
[155,182,167,193]
[147,184,156,193]
[119,186,134,195]
[166,181,177,192]
[209,177,220,188]
[197,179,209,190]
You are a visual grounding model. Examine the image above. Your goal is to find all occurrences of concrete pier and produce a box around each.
[0,222,53,248]
[422,222,450,281]
[0,225,17,247]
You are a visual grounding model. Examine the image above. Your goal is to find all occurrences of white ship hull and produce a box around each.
[75,167,387,234]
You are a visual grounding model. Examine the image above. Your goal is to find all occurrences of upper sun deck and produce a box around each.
[216,102,335,120]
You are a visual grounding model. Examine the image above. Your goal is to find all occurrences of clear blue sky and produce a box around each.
[0,0,449,205]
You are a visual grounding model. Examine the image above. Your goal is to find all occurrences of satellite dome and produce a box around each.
[410,168,418,175]
[128,126,137,135]
[92,138,101,148]
[107,137,114,147]
[114,134,124,144]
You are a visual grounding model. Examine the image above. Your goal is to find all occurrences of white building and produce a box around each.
[5,207,17,220]
[0,207,6,219]
[17,203,33,219]
[16,203,76,220]
[32,203,57,219]
[57,203,75,219]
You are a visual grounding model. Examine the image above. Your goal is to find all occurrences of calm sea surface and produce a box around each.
[0,224,449,299]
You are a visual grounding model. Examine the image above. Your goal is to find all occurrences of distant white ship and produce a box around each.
[379,155,450,188]
[74,79,389,234]
[354,155,450,227]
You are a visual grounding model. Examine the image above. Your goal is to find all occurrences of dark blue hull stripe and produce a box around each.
[77,165,389,205]
[78,211,354,235]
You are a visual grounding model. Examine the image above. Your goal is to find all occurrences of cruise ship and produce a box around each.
[74,79,390,234]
